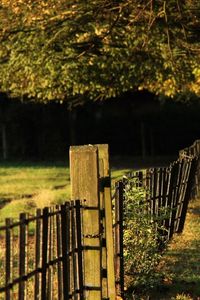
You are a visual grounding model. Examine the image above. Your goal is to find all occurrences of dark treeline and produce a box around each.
[0,92,200,161]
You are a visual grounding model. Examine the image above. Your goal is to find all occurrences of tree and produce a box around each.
[0,0,200,106]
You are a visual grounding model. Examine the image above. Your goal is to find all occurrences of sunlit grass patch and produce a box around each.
[0,162,71,222]
[153,197,200,299]
[0,161,129,222]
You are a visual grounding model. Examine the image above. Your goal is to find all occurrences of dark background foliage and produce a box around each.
[1,91,199,161]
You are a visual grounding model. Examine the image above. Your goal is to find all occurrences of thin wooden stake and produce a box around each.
[75,200,84,300]
[104,187,116,300]
[19,213,28,300]
[35,209,42,300]
[41,207,49,300]
[56,206,63,300]
[61,203,70,300]
[5,218,13,300]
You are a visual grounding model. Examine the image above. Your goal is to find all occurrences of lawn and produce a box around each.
[147,197,200,300]
[0,162,71,222]
[0,161,129,223]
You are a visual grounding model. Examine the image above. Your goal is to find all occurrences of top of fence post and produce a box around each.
[70,145,99,206]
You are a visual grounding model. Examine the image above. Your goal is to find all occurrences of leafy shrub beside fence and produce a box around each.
[123,179,163,292]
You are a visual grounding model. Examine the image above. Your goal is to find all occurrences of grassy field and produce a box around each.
[0,162,71,222]
[0,161,128,223]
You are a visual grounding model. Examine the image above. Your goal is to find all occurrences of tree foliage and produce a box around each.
[0,0,200,105]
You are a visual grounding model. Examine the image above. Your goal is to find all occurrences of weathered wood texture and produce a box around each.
[96,144,116,300]
[70,145,101,300]
[70,144,116,300]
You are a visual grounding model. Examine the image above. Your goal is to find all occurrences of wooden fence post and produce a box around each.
[70,145,102,300]
[96,144,116,300]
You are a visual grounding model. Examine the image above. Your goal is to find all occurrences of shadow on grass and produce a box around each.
[151,201,200,299]
[126,201,200,299]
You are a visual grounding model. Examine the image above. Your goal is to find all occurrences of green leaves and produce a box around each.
[123,178,163,291]
[0,0,199,105]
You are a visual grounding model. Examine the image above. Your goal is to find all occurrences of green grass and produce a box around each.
[0,161,130,223]
[148,197,200,300]
[0,162,71,222]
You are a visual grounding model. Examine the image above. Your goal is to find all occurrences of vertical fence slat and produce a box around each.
[41,207,49,300]
[5,218,13,300]
[35,209,42,300]
[177,158,197,233]
[56,205,63,300]
[19,213,28,300]
[114,180,124,299]
[104,187,116,300]
[167,163,178,240]
[174,159,190,232]
[61,203,70,300]
[168,161,181,238]
[75,200,84,300]
[47,208,53,300]
[71,202,78,300]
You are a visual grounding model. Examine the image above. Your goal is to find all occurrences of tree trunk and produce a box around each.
[68,110,77,145]
[1,123,7,160]
[140,121,146,158]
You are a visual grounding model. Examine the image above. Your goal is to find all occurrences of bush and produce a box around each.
[123,178,165,293]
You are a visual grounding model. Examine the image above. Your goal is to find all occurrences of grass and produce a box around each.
[0,161,71,222]
[0,161,130,223]
[148,197,200,300]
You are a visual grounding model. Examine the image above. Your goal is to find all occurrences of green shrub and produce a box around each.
[123,178,166,292]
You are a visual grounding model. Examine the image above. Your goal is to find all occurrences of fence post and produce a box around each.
[96,144,116,300]
[70,145,102,300]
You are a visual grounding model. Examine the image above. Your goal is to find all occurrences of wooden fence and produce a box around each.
[113,149,198,297]
[179,139,200,198]
[0,201,84,300]
[0,141,200,300]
